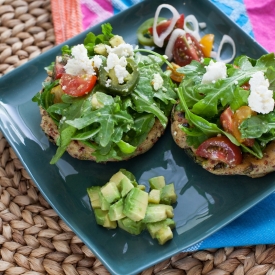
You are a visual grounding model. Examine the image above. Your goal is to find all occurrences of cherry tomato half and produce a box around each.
[220,106,255,147]
[148,14,184,37]
[60,74,97,97]
[196,136,242,166]
[172,33,204,66]
[166,62,184,83]
[200,34,214,58]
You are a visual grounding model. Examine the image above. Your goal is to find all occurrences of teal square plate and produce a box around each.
[0,0,273,274]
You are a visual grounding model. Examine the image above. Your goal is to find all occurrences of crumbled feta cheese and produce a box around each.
[64,44,95,76]
[248,71,274,114]
[152,73,164,90]
[105,79,112,87]
[57,56,62,62]
[105,53,129,84]
[105,43,134,57]
[201,60,227,84]
[115,65,129,84]
[91,55,102,69]
[105,53,127,71]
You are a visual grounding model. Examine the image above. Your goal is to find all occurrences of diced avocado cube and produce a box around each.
[94,208,107,226]
[103,215,117,229]
[94,209,117,229]
[109,35,125,47]
[147,218,176,239]
[109,171,128,187]
[101,181,121,204]
[137,184,146,191]
[94,43,107,56]
[108,199,125,221]
[118,217,145,235]
[120,169,138,186]
[99,191,110,211]
[119,177,134,197]
[143,204,168,223]
[87,186,101,209]
[149,176,165,190]
[160,183,177,205]
[148,189,161,204]
[164,205,174,218]
[155,226,173,245]
[123,188,148,221]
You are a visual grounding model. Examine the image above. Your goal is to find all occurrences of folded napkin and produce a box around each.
[50,0,275,251]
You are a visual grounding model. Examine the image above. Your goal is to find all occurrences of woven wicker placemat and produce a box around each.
[1,0,275,274]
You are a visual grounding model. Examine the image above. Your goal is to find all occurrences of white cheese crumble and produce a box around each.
[64,44,95,76]
[248,71,274,114]
[105,79,112,87]
[91,55,102,69]
[152,73,164,90]
[105,43,134,57]
[105,53,129,84]
[201,60,227,84]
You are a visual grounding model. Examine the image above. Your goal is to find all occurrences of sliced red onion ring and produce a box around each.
[164,29,186,60]
[184,14,200,42]
[153,4,180,48]
[216,34,236,63]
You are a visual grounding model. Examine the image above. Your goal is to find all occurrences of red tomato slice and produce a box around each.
[172,33,204,66]
[60,74,97,97]
[220,106,255,147]
[148,14,184,36]
[196,136,242,166]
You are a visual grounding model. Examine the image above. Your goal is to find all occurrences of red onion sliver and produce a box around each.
[153,4,180,48]
[184,14,201,42]
[216,34,236,63]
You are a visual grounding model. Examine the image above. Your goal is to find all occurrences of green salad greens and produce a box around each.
[33,24,177,164]
[176,53,275,159]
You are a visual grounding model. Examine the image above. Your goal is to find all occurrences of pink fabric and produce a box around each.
[81,0,113,30]
[244,0,275,53]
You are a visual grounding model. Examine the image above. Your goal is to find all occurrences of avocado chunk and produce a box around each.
[109,171,128,187]
[119,177,134,197]
[118,217,145,235]
[147,218,176,239]
[155,225,173,245]
[120,169,138,186]
[101,181,121,204]
[149,176,166,190]
[148,189,161,204]
[123,188,148,221]
[108,198,126,221]
[137,184,146,191]
[143,204,173,223]
[94,208,117,229]
[87,186,101,209]
[98,191,110,211]
[160,183,177,205]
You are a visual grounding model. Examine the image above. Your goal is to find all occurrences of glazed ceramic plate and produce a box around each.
[0,0,272,274]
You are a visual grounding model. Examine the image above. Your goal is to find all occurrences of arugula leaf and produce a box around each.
[240,112,275,139]
[50,95,92,164]
[177,55,275,119]
[83,23,114,56]
[131,63,177,127]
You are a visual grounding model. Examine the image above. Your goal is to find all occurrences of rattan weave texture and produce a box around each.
[1,0,275,274]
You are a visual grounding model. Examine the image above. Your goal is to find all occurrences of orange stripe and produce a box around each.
[51,0,83,44]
